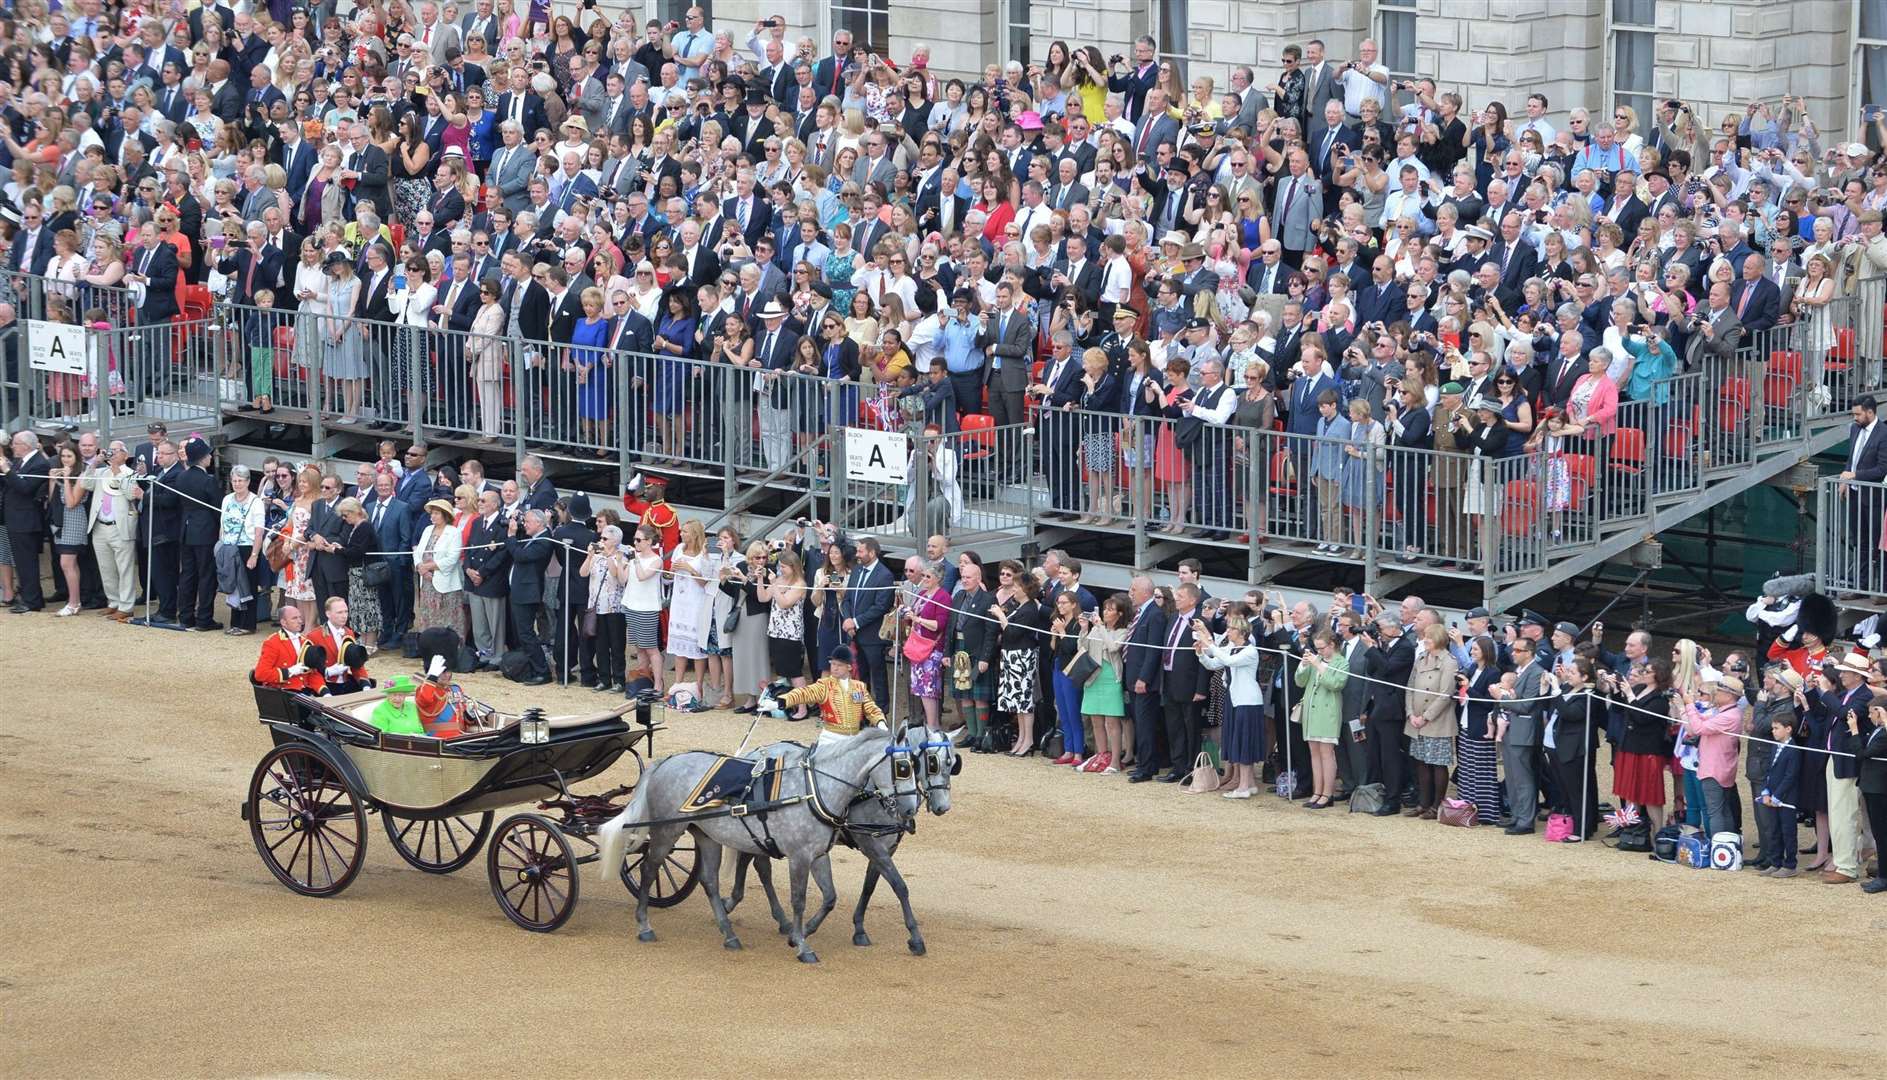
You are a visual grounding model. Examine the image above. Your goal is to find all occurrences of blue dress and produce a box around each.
[653,314,697,415]
[1339,420,1384,509]
[571,316,612,420]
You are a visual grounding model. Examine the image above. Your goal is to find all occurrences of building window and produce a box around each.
[1611,0,1656,125]
[1003,0,1031,66]
[651,0,706,26]
[1150,0,1193,80]
[831,0,890,58]
[1860,1,1887,117]
[1377,0,1417,110]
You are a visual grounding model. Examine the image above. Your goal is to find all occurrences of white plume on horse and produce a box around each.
[595,776,656,886]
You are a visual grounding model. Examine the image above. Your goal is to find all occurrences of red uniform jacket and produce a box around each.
[253,630,326,692]
[622,493,680,565]
[307,623,373,685]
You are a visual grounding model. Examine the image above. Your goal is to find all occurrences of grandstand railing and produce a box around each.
[1816,475,1887,602]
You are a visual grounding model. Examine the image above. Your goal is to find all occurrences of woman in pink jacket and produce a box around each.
[1530,349,1620,535]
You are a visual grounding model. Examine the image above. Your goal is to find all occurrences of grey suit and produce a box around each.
[1684,306,1744,367]
[1300,61,1342,120]
[489,142,535,212]
[977,306,1035,474]
[572,76,609,133]
[1272,171,1325,255]
[1503,659,1547,830]
[852,154,898,189]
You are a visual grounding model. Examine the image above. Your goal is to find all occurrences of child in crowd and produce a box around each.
[1757,713,1802,878]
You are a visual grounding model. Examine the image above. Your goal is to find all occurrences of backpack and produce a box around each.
[499,649,533,682]
[1609,822,1653,852]
[1347,782,1388,814]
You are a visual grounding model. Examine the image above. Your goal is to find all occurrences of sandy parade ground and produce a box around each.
[4,617,1886,1080]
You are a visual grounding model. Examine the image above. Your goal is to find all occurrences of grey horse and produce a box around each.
[595,728,918,963]
[729,727,959,955]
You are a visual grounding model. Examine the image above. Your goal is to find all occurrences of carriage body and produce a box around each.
[241,681,696,931]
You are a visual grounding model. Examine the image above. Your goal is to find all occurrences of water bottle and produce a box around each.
[394,269,407,292]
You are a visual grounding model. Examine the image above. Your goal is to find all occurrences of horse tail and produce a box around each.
[595,767,655,885]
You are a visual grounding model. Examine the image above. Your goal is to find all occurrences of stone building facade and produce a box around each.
[587,1,1882,140]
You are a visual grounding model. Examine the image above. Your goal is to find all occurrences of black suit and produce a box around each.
[1124,599,1170,779]
[505,531,556,678]
[1730,276,1780,335]
[1366,632,1416,805]
[344,143,393,219]
[1,452,49,609]
[1490,240,1539,312]
[1335,635,1376,793]
[310,498,350,610]
[172,465,223,629]
[1160,607,1209,779]
[9,227,53,276]
[140,463,184,621]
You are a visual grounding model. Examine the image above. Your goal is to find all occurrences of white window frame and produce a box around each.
[1854,0,1887,141]
[1608,0,1657,129]
[827,0,891,59]
[1001,0,1031,66]
[1148,0,1199,81]
[1376,0,1419,111]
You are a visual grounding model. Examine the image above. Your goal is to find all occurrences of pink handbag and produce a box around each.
[1542,813,1576,842]
[1437,797,1477,828]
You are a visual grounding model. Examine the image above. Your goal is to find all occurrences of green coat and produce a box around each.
[1293,652,1350,741]
[369,697,426,735]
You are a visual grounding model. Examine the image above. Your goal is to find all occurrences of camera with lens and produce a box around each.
[1108,54,1124,66]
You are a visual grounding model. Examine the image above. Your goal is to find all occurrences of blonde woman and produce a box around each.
[469,279,508,441]
[666,519,714,694]
[758,551,811,718]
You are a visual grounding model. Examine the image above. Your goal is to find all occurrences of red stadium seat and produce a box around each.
[1502,479,1538,536]
[1609,427,1645,475]
[959,413,996,463]
[1268,448,1296,496]
[1561,453,1597,503]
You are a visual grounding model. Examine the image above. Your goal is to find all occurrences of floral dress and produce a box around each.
[823,249,858,313]
[284,504,315,603]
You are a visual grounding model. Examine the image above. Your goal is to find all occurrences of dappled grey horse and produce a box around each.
[729,728,959,955]
[595,728,917,963]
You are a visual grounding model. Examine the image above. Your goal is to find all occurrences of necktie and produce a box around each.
[373,502,385,530]
[1280,178,1297,225]
[1136,119,1152,157]
[763,331,776,365]
[738,199,749,228]
[510,95,522,124]
[1737,284,1753,318]
[243,252,257,297]
[1322,130,1336,162]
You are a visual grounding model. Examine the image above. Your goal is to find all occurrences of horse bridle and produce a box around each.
[802,739,920,835]
[912,736,960,802]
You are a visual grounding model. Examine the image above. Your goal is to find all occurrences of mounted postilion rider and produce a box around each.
[772,645,888,746]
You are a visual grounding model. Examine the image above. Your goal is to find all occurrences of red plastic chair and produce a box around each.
[1609,428,1645,476]
[1832,326,1856,361]
[1268,448,1297,497]
[1561,453,1597,504]
[272,325,295,378]
[1501,479,1538,536]
[959,413,996,463]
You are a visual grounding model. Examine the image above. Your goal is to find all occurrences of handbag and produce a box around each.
[266,532,292,572]
[1347,782,1389,814]
[1180,752,1222,795]
[582,608,598,638]
[903,630,938,664]
[1542,813,1576,843]
[1437,797,1478,828]
[363,559,393,588]
[1063,651,1101,687]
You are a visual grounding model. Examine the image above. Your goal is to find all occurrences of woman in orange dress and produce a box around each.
[1122,221,1152,338]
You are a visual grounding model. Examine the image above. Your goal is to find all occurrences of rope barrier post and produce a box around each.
[559,548,572,687]
[1582,702,1594,843]
[142,466,155,626]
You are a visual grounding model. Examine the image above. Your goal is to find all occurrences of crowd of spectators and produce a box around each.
[8,6,1887,561]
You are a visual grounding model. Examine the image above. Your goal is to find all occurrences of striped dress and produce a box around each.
[1457,665,1503,822]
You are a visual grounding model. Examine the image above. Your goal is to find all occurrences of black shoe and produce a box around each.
[1127,772,1155,783]
[199,621,223,632]
[1862,878,1887,894]
[1503,825,1534,835]
[1332,789,1353,802]
[1371,806,1399,817]
[1156,772,1185,783]
[7,604,27,614]
[522,675,551,686]
[732,704,757,715]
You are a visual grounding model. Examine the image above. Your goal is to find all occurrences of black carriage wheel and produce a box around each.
[620,831,700,908]
[382,811,494,874]
[247,744,368,898]
[486,814,580,932]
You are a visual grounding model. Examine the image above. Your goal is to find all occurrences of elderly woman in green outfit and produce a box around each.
[1293,630,1350,810]
[368,676,426,735]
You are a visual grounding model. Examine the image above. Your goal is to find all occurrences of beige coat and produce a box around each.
[470,301,507,380]
[1403,645,1460,741]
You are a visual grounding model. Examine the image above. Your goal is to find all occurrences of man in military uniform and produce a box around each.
[775,646,887,746]
[620,472,679,555]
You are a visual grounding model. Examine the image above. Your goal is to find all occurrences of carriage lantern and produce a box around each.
[520,707,549,745]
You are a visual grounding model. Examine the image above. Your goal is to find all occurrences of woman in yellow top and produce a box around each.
[1293,631,1350,809]
[1061,47,1110,126]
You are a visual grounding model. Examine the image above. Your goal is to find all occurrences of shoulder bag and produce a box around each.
[1063,651,1101,687]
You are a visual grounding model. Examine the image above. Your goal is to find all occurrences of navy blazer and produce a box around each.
[1763,741,1802,808]
[504,532,555,605]
[361,495,416,566]
[840,559,895,639]
[1123,598,1169,692]
[463,513,511,599]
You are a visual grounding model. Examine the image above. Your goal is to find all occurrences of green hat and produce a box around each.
[1440,381,1465,395]
[386,676,416,694]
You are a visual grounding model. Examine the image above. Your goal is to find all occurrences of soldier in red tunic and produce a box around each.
[621,473,680,559]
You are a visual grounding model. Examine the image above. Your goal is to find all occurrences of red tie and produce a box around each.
[243,253,257,298]
[1737,283,1753,318]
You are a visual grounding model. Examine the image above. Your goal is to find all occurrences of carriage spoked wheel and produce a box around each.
[487,814,579,932]
[246,744,368,898]
[382,811,494,874]
[620,831,700,908]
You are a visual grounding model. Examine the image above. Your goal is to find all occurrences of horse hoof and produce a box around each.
[852,932,872,947]
[798,951,819,965]
[908,939,926,956]
[636,929,657,943]
[724,938,743,951]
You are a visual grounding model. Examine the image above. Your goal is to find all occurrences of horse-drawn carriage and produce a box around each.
[240,681,700,932]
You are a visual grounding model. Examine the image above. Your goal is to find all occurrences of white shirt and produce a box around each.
[1336,63,1390,115]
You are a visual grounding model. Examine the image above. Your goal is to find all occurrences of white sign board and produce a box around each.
[25,320,89,375]
[843,428,909,485]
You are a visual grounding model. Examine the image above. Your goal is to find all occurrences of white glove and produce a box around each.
[427,655,448,678]
[626,473,644,493]
[1782,624,1800,644]
[324,663,347,678]
[286,664,308,677]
